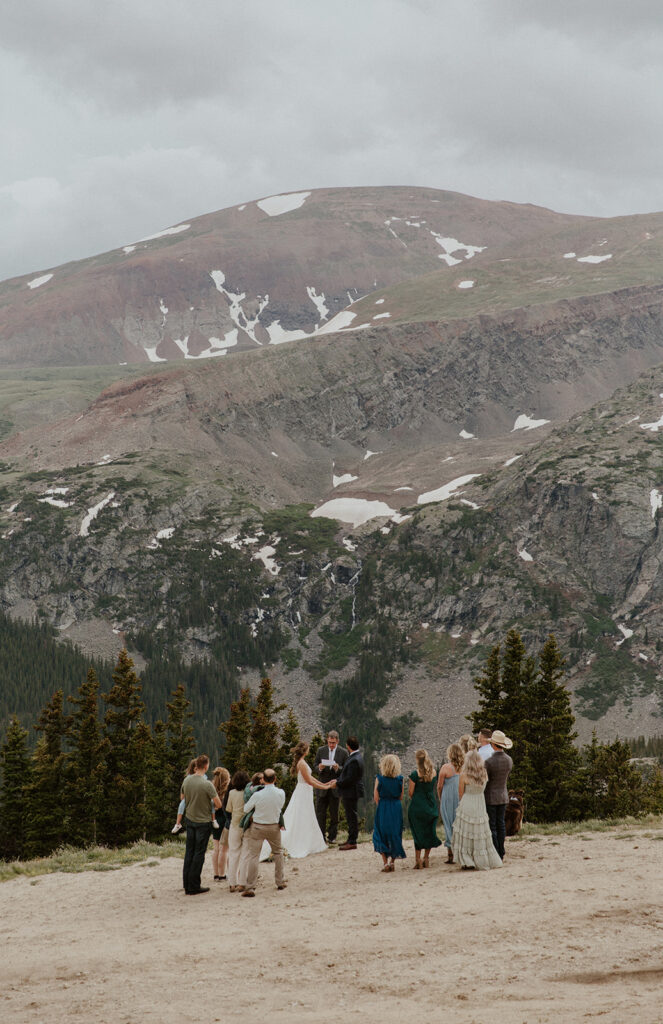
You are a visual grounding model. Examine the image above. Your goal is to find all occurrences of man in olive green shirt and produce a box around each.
[181,754,221,895]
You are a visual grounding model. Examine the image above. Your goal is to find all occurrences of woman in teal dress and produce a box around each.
[373,754,406,872]
[407,748,442,868]
[438,742,464,863]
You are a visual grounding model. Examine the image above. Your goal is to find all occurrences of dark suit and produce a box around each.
[485,749,513,860]
[335,749,364,844]
[313,744,348,842]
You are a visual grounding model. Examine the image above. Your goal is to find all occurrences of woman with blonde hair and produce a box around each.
[372,753,406,871]
[407,749,441,868]
[451,750,502,870]
[211,766,231,880]
[458,733,478,755]
[438,742,464,863]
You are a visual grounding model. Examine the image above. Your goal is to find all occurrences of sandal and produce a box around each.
[413,862,421,870]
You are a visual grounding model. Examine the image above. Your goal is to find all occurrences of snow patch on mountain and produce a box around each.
[27,273,53,289]
[373,312,391,319]
[254,543,280,575]
[333,473,359,487]
[512,414,550,432]
[650,488,662,519]
[138,224,190,242]
[504,455,523,467]
[311,498,397,527]
[417,474,480,505]
[459,429,475,439]
[306,286,329,321]
[518,548,534,562]
[266,322,309,346]
[577,254,612,264]
[431,232,485,266]
[80,493,115,537]
[458,280,474,289]
[145,347,166,362]
[257,192,311,217]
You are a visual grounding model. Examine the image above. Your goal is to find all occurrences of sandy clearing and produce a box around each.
[1,826,662,1024]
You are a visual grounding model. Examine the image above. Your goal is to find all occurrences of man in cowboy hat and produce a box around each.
[484,730,513,861]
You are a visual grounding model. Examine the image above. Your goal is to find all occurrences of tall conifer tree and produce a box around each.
[101,649,146,846]
[67,668,108,847]
[219,687,253,773]
[0,716,31,860]
[24,690,69,857]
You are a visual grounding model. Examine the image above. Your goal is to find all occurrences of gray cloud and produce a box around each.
[2,1,663,280]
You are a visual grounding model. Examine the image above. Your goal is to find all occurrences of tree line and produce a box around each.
[469,631,663,822]
[1,631,662,864]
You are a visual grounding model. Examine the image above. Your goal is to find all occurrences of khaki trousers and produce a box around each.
[239,822,285,890]
[227,825,244,887]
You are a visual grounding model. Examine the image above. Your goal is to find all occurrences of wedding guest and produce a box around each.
[484,730,514,860]
[181,754,222,895]
[438,742,464,863]
[451,750,502,871]
[477,729,493,761]
[458,733,478,755]
[211,766,230,881]
[226,770,249,892]
[238,768,287,897]
[408,749,441,869]
[372,754,406,872]
[244,772,264,800]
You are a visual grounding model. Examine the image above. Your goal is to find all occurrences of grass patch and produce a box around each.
[510,813,663,840]
[0,840,184,883]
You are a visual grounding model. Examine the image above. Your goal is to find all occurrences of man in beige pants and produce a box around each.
[239,768,286,896]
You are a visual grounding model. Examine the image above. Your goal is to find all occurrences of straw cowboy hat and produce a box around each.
[490,730,513,749]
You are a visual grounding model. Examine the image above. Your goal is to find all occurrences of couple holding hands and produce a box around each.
[282,731,364,857]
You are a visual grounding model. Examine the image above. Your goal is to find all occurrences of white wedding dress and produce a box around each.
[282,772,328,858]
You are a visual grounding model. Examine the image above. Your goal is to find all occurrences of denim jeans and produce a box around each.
[182,819,212,892]
[487,803,506,859]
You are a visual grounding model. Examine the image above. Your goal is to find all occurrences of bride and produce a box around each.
[282,741,331,858]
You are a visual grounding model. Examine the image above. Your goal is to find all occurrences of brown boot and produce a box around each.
[446,849,454,864]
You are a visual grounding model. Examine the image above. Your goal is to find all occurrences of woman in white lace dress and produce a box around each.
[283,742,331,858]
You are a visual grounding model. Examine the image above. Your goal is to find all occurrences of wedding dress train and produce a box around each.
[282,772,328,858]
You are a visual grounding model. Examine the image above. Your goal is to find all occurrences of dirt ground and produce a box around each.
[2,824,662,1024]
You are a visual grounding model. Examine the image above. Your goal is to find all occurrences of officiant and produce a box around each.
[313,731,348,844]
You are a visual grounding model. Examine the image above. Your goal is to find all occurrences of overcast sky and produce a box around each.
[3,0,663,281]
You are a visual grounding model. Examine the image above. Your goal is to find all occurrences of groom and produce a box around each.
[330,736,364,850]
[314,730,348,844]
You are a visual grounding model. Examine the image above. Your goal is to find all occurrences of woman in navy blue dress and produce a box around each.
[372,754,406,872]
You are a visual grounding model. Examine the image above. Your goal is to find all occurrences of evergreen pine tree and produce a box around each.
[580,735,647,819]
[306,731,326,770]
[0,716,31,860]
[144,719,171,841]
[24,690,69,858]
[67,668,108,848]
[164,684,196,810]
[245,677,285,775]
[468,644,502,733]
[278,708,301,765]
[518,635,580,821]
[219,687,252,773]
[101,649,146,846]
[500,629,536,742]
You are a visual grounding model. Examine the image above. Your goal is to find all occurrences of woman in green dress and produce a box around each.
[407,748,442,868]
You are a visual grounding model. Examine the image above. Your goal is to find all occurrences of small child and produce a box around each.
[171,759,219,834]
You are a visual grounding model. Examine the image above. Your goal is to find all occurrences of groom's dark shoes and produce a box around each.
[338,842,357,850]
